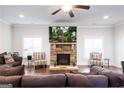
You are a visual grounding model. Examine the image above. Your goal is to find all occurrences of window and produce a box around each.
[23,37,42,58]
[84,39,103,58]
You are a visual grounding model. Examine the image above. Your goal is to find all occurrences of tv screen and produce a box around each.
[49,26,77,43]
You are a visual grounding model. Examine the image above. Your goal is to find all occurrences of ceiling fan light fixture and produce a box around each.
[103,15,109,19]
[19,14,24,18]
[62,5,72,12]
[51,5,90,18]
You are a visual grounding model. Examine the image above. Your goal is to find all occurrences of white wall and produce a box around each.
[12,24,114,66]
[77,26,114,65]
[114,23,124,67]
[0,20,11,53]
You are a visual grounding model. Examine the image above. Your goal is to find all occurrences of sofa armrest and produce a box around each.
[118,74,124,86]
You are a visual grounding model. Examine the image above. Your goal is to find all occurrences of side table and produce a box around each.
[27,55,32,67]
[103,58,110,68]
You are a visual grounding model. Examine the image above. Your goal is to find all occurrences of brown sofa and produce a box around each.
[0,65,123,88]
[0,52,24,88]
[89,66,124,87]
[0,73,108,88]
[0,52,22,67]
[71,66,124,87]
[0,65,24,76]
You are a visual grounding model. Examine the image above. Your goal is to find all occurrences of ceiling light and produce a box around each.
[62,5,72,12]
[19,14,24,18]
[103,15,109,19]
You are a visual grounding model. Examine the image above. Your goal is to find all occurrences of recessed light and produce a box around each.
[103,15,109,19]
[19,14,24,18]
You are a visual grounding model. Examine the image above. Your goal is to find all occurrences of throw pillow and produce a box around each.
[90,66,105,75]
[4,54,15,64]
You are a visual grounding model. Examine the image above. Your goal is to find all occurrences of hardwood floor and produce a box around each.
[24,64,122,75]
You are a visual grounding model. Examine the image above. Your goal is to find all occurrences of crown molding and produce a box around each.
[78,25,113,29]
[114,21,124,27]
[12,23,113,29]
[0,19,11,25]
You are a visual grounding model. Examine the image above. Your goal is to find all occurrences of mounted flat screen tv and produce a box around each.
[49,26,77,43]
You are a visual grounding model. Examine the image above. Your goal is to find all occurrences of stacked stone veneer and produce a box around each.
[50,43,77,65]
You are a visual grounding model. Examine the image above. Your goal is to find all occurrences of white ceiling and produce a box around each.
[0,5,124,25]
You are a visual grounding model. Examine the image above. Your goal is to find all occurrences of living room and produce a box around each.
[0,0,124,91]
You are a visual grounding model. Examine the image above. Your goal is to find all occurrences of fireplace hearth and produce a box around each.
[57,54,70,65]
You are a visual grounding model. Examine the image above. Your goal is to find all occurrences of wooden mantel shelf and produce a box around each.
[50,42,77,44]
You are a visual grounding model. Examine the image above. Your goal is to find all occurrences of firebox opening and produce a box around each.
[57,54,70,65]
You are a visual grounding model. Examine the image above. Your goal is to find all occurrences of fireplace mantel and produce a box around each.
[50,42,76,44]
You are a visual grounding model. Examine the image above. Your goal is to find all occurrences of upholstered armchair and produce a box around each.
[33,52,47,69]
[89,52,103,67]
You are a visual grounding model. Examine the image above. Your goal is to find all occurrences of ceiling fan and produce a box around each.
[51,5,90,18]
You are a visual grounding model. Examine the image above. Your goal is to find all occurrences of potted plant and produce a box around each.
[52,61,57,66]
[71,61,76,66]
[54,61,57,66]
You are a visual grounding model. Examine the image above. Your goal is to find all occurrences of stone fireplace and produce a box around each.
[57,54,70,65]
[50,43,77,66]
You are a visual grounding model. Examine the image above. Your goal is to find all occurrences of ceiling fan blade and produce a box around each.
[51,8,61,15]
[69,10,74,17]
[73,5,90,10]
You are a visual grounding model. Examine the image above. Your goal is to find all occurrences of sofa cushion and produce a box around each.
[90,66,122,87]
[100,72,122,87]
[0,76,21,87]
[21,74,66,87]
[11,61,22,67]
[118,74,124,87]
[0,65,24,76]
[87,75,108,87]
[12,56,22,63]
[65,73,108,87]
[0,52,7,64]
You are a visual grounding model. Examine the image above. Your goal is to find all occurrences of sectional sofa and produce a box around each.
[0,66,124,88]
[0,73,108,88]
